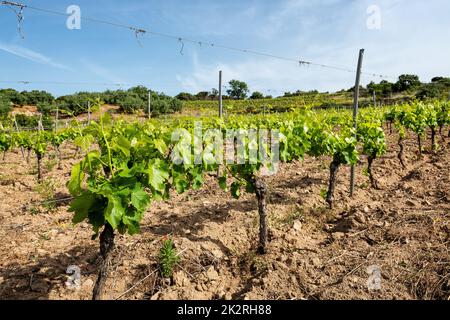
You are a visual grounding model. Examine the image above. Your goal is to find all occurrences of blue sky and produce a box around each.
[0,0,449,97]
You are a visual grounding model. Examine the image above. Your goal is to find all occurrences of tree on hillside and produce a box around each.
[379,80,394,97]
[176,92,195,101]
[128,86,149,101]
[117,93,145,114]
[21,90,54,105]
[430,77,450,86]
[347,85,368,97]
[209,88,219,100]
[367,81,378,94]
[56,94,89,116]
[195,91,210,100]
[227,80,249,100]
[37,102,54,116]
[394,74,421,92]
[250,91,264,100]
[431,77,445,83]
[0,95,12,118]
[416,77,450,100]
[416,84,440,100]
[368,81,394,97]
[0,89,26,106]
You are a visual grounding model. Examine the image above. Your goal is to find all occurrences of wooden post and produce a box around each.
[254,177,268,254]
[217,71,224,177]
[55,105,59,132]
[373,90,376,107]
[148,90,151,120]
[350,49,365,197]
[38,113,43,131]
[219,70,223,118]
[14,116,25,160]
[88,101,91,125]
[14,116,19,131]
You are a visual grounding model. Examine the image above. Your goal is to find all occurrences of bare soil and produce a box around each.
[0,130,449,300]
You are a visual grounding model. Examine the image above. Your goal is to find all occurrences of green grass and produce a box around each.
[34,179,57,210]
[277,206,306,227]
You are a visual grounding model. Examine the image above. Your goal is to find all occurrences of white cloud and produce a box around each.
[175,0,450,95]
[0,43,72,71]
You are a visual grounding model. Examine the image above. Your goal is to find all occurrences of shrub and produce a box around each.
[144,94,182,116]
[21,90,54,105]
[15,114,53,130]
[116,93,144,114]
[37,103,54,116]
[0,89,26,105]
[416,85,441,100]
[0,96,12,118]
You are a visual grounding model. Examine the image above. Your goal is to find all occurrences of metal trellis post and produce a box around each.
[148,90,151,120]
[350,48,365,197]
[219,70,223,118]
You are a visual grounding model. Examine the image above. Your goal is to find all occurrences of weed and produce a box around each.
[29,205,41,215]
[319,162,328,171]
[48,153,57,160]
[44,159,58,172]
[360,182,369,189]
[278,206,305,227]
[320,188,328,200]
[39,233,50,241]
[250,256,269,274]
[0,174,14,186]
[158,237,180,278]
[34,179,56,210]
[362,168,369,177]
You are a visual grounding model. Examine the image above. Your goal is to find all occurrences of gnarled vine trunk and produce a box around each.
[418,135,422,156]
[326,154,341,208]
[367,154,379,189]
[253,177,268,255]
[430,127,437,152]
[57,146,62,170]
[398,136,406,169]
[438,125,446,145]
[37,154,43,183]
[92,223,115,300]
[74,146,81,158]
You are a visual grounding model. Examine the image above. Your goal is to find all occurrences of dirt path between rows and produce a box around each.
[0,131,449,300]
